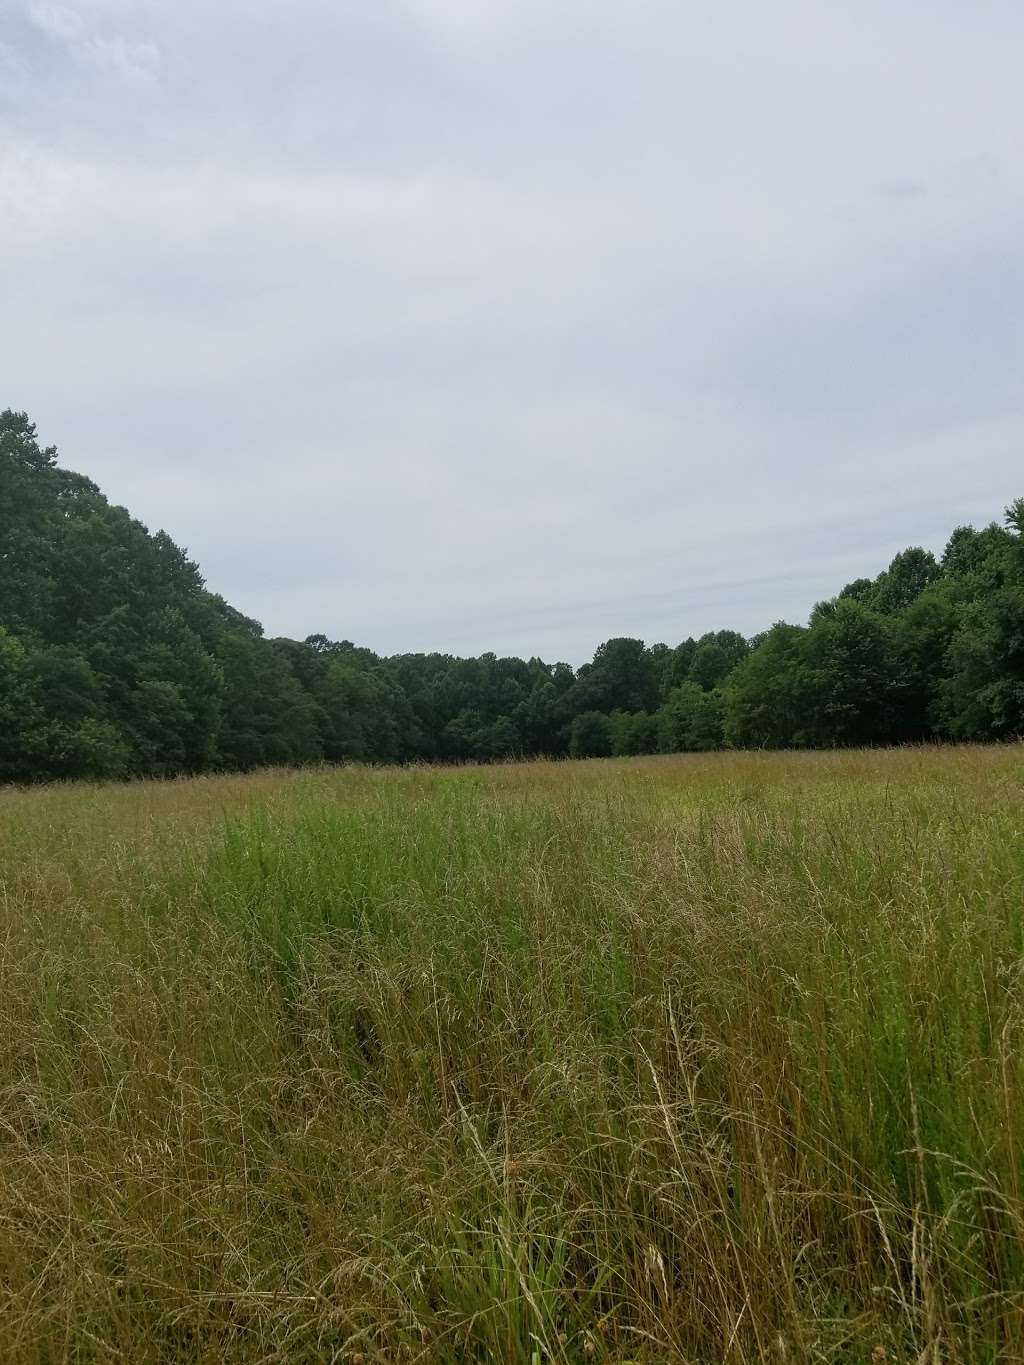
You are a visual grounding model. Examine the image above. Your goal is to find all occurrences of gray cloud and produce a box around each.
[2,0,1021,663]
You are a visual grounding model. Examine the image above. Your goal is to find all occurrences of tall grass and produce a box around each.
[1,747,1023,1361]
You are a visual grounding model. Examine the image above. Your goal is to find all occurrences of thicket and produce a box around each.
[2,409,1021,780]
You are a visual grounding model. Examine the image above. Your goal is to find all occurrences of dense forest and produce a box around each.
[1,409,1021,781]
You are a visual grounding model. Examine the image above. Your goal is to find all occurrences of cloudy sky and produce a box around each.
[2,1,1021,663]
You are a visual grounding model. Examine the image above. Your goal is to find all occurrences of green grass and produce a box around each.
[1,747,1023,1362]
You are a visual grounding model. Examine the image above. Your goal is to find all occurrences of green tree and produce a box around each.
[0,411,61,638]
[893,578,968,737]
[571,638,660,715]
[870,547,941,614]
[0,628,44,780]
[938,501,1024,738]
[609,710,658,756]
[512,681,567,756]
[569,711,613,758]
[941,522,1013,579]
[657,682,725,752]
[217,635,321,768]
[799,599,905,746]
[38,716,130,780]
[688,631,748,691]
[136,609,223,770]
[837,577,875,606]
[665,638,698,692]
[940,590,1024,737]
[3,408,1024,777]
[723,624,812,749]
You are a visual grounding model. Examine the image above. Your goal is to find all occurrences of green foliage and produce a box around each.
[665,636,698,691]
[657,680,725,751]
[608,708,658,756]
[940,586,1024,736]
[838,547,940,615]
[568,710,613,758]
[687,629,749,690]
[1,407,1023,780]
[0,411,61,637]
[893,577,970,736]
[216,633,321,769]
[870,545,941,613]
[934,503,1024,738]
[723,623,812,748]
[570,637,660,714]
[942,521,1014,578]
[800,598,905,746]
[0,627,44,779]
[724,603,905,749]
[38,714,131,780]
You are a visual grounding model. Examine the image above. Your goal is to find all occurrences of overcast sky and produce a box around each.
[2,1,1021,663]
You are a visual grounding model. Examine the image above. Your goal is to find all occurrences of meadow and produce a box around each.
[1,747,1022,1363]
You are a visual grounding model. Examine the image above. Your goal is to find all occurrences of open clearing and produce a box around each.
[1,747,1022,1362]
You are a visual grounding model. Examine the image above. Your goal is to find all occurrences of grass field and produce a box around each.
[1,747,1023,1363]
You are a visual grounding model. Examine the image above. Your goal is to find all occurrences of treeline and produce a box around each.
[1,410,1021,781]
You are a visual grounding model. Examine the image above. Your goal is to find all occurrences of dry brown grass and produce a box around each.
[1,745,1023,1361]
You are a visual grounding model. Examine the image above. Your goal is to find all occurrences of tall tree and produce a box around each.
[2,409,1023,779]
[939,501,1024,738]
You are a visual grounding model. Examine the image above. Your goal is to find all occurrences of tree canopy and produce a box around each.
[1,409,1021,781]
